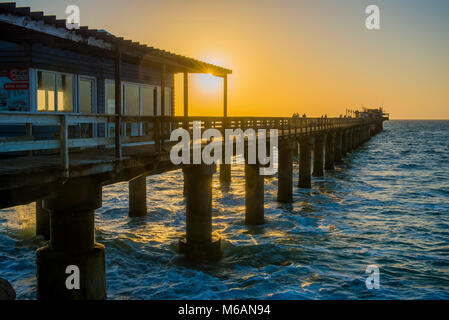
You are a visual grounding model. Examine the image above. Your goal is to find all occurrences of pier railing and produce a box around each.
[0,112,373,174]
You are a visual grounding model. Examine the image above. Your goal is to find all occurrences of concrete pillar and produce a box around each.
[334,130,343,162]
[37,178,106,300]
[341,130,347,156]
[298,135,313,188]
[128,175,147,217]
[277,140,295,203]
[351,128,356,149]
[179,164,221,260]
[325,131,335,170]
[0,278,15,300]
[245,164,264,225]
[348,129,353,153]
[357,128,361,147]
[312,133,325,177]
[36,200,50,240]
[219,164,231,184]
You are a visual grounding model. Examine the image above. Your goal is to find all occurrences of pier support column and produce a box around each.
[129,175,147,217]
[348,129,353,153]
[179,164,221,260]
[277,140,296,203]
[325,131,335,170]
[351,128,357,149]
[245,164,265,225]
[334,130,343,162]
[36,200,50,240]
[341,130,347,156]
[298,135,314,188]
[219,164,231,184]
[37,178,106,300]
[313,133,325,177]
[357,128,363,147]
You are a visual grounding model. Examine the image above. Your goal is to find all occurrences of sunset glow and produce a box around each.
[15,0,448,119]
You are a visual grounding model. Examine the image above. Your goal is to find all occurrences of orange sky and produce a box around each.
[18,0,449,119]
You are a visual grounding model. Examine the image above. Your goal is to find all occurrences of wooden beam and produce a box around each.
[59,115,69,178]
[115,45,122,159]
[223,74,228,117]
[183,72,189,117]
[161,64,166,116]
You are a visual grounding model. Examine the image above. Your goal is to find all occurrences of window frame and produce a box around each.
[34,68,77,113]
[78,75,97,114]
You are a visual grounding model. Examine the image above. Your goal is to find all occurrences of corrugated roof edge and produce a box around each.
[0,2,232,75]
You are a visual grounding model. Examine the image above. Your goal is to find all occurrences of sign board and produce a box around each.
[0,69,30,112]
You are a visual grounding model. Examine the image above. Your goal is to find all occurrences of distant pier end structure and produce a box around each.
[0,3,387,300]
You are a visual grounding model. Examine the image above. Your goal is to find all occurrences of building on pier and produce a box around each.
[0,2,231,144]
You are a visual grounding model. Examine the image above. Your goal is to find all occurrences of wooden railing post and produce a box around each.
[114,45,123,159]
[59,114,69,178]
[26,123,32,157]
[154,117,161,153]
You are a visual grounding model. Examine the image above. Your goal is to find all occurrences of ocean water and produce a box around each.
[1,120,449,300]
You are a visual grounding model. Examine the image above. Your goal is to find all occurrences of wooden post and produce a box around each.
[183,72,189,117]
[161,64,166,116]
[26,123,32,156]
[223,74,228,117]
[114,45,122,159]
[220,74,231,183]
[59,114,68,178]
[183,72,189,130]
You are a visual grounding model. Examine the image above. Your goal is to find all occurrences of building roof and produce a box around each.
[0,2,231,76]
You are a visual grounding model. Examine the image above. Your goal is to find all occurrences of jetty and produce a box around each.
[0,2,388,299]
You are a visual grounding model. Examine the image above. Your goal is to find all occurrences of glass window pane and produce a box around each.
[37,71,55,112]
[155,86,161,115]
[125,85,139,115]
[106,81,115,115]
[79,78,93,114]
[57,74,74,112]
[164,87,171,116]
[141,87,153,116]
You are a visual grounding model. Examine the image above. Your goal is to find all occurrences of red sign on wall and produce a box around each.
[0,69,30,112]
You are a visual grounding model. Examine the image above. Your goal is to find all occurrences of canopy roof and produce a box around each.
[0,2,232,76]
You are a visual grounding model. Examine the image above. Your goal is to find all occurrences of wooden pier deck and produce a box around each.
[0,112,386,300]
[0,113,378,209]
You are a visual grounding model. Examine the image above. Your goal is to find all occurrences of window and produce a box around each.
[37,71,55,112]
[124,84,140,136]
[164,87,171,116]
[125,84,139,116]
[141,87,154,116]
[105,81,115,115]
[57,74,74,112]
[79,77,95,114]
[104,80,172,137]
[37,70,74,112]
